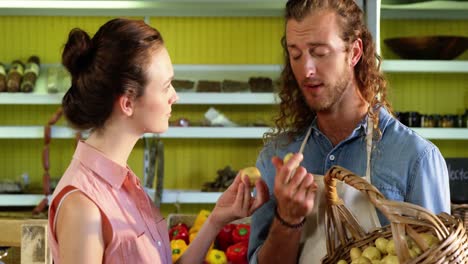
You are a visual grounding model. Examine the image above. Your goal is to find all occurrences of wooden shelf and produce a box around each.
[0,126,467,140]
[382,60,468,73]
[0,0,287,17]
[0,190,222,206]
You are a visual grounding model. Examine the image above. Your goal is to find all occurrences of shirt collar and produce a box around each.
[309,106,393,139]
[73,141,129,189]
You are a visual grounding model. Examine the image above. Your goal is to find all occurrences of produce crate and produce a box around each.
[167,213,250,229]
[321,166,468,264]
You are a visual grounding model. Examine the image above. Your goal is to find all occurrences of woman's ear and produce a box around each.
[350,38,363,67]
[117,94,135,117]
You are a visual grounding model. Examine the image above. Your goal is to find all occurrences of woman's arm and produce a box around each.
[176,171,269,264]
[55,191,105,264]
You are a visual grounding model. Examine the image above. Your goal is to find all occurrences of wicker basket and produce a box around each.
[321,166,468,264]
[452,204,468,231]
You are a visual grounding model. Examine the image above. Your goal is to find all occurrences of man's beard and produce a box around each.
[309,70,350,112]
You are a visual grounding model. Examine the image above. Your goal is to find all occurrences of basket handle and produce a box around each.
[323,165,450,263]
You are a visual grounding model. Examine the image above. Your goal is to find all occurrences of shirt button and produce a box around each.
[329,155,335,161]
[158,241,162,247]
[315,131,319,137]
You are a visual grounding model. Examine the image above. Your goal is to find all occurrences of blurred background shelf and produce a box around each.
[0,0,287,17]
[382,60,468,73]
[1,0,466,19]
[381,0,468,20]
[0,190,222,206]
[0,126,466,140]
[0,92,279,105]
[0,194,48,207]
[1,62,467,105]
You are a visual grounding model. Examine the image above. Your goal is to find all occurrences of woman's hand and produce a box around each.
[210,170,269,228]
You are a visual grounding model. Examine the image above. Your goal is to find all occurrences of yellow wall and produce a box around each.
[0,16,467,216]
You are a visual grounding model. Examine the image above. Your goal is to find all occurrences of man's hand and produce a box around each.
[272,153,317,225]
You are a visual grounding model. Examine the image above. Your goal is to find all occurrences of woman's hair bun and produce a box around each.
[62,28,93,76]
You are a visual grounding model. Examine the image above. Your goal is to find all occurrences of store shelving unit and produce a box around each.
[0,0,287,17]
[0,189,222,206]
[0,126,467,140]
[0,0,466,207]
[381,0,468,20]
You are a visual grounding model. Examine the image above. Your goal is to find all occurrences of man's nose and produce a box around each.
[302,56,317,79]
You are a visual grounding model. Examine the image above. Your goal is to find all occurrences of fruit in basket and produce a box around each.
[375,237,389,254]
[216,223,236,251]
[232,224,250,244]
[350,247,362,260]
[385,239,396,255]
[171,239,188,263]
[205,249,227,264]
[169,223,189,244]
[381,255,398,264]
[420,232,439,248]
[362,246,382,261]
[241,167,261,187]
[351,256,371,264]
[226,241,248,264]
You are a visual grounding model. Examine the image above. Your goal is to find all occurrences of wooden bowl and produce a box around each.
[384,36,468,60]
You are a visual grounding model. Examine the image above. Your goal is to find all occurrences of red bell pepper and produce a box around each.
[169,223,189,244]
[216,223,236,251]
[232,224,250,244]
[226,241,248,264]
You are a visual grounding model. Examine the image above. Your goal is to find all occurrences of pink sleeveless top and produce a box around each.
[48,141,171,264]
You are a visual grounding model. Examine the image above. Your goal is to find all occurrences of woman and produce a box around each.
[47,18,269,264]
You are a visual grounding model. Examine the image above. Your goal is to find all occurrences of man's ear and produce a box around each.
[117,94,135,117]
[350,38,363,67]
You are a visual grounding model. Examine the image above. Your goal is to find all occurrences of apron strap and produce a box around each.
[365,117,373,181]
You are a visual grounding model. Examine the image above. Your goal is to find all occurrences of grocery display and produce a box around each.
[20,56,40,93]
[0,2,466,264]
[0,57,42,93]
[0,62,6,92]
[168,210,251,264]
[6,60,24,92]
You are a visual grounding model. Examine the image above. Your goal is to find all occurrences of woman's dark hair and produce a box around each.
[62,18,164,130]
[266,0,391,142]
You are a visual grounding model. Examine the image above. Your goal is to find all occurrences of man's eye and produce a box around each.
[290,52,301,60]
[313,47,330,57]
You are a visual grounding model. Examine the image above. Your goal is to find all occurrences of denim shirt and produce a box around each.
[248,107,450,263]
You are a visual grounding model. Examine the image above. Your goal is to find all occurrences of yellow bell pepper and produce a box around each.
[193,209,210,227]
[205,249,227,264]
[189,224,202,234]
[171,239,188,263]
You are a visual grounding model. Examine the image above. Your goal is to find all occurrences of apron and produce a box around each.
[298,117,381,263]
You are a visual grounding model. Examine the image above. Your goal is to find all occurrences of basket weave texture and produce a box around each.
[321,166,468,264]
[452,204,468,231]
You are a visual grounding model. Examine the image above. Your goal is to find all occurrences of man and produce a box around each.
[248,0,450,263]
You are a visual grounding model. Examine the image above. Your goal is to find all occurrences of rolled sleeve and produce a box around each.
[248,198,276,263]
[407,145,450,214]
